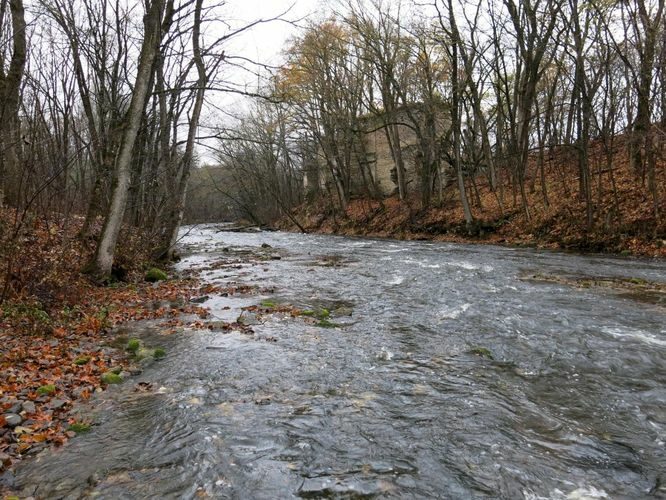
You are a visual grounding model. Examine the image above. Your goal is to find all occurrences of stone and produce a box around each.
[21,401,36,414]
[128,365,143,376]
[50,399,67,410]
[145,267,168,282]
[190,295,209,304]
[4,414,22,427]
[7,403,21,414]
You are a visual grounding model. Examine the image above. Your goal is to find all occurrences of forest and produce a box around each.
[189,0,666,255]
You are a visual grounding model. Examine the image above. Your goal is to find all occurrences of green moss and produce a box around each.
[145,267,168,282]
[260,300,277,308]
[316,319,339,328]
[126,338,141,352]
[628,277,646,285]
[469,347,494,360]
[2,303,51,324]
[67,423,91,433]
[74,356,91,366]
[109,366,123,374]
[37,384,56,395]
[300,308,329,319]
[153,347,166,359]
[101,372,123,384]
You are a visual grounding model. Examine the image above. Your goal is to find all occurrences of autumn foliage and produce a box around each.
[0,211,206,472]
[281,134,666,257]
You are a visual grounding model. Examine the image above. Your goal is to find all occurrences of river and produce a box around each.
[13,225,666,498]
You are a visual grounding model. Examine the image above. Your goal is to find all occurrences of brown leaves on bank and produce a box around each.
[0,210,206,472]
[280,133,665,257]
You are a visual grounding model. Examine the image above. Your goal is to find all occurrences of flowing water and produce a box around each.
[12,225,666,499]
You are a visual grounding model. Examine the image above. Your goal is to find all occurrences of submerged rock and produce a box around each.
[190,295,210,304]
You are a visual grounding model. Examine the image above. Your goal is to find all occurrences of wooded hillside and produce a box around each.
[198,0,665,256]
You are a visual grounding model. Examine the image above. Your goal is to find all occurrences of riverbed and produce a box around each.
[13,225,666,498]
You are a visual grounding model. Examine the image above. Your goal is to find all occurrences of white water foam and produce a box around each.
[602,326,666,347]
[524,485,609,500]
[387,275,405,285]
[438,303,471,320]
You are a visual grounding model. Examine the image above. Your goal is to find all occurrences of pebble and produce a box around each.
[128,366,143,376]
[7,403,21,414]
[21,401,36,414]
[190,295,210,304]
[49,399,67,410]
[3,413,22,427]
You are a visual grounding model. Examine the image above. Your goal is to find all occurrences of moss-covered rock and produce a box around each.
[316,319,339,328]
[67,422,91,433]
[145,268,168,282]
[37,384,56,395]
[134,347,153,361]
[469,346,494,359]
[126,338,141,352]
[101,372,123,384]
[73,355,91,366]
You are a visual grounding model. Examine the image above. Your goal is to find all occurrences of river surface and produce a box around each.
[13,225,666,499]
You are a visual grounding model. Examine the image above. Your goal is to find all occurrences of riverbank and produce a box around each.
[276,138,665,258]
[0,210,210,477]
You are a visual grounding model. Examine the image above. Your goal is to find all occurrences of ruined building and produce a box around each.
[304,105,453,199]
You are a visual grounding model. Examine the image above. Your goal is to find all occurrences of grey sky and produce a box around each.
[224,0,326,65]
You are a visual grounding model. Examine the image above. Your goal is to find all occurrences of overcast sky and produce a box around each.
[224,0,327,65]
[195,0,327,157]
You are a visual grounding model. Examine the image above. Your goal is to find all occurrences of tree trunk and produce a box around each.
[159,0,207,260]
[90,0,173,278]
[0,0,26,207]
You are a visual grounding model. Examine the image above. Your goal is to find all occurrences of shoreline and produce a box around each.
[273,197,666,259]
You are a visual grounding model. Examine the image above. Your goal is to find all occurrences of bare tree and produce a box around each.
[90,0,175,278]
